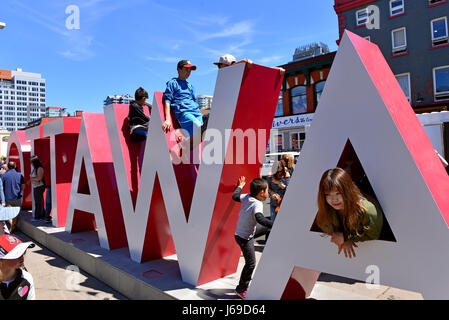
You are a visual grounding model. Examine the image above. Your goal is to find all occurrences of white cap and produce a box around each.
[0,234,35,260]
[0,206,21,221]
[213,54,236,66]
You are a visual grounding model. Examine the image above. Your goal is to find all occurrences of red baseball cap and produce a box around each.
[0,234,35,260]
[177,60,197,70]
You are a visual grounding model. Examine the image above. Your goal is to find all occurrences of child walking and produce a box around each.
[232,176,273,299]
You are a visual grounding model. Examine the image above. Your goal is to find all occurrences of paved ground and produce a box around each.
[12,201,424,300]
[17,231,127,300]
[17,225,422,300]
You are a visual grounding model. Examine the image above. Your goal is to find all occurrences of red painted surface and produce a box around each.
[33,137,50,218]
[197,64,283,285]
[430,43,449,50]
[333,0,378,40]
[334,0,378,13]
[428,0,448,8]
[70,113,128,250]
[391,52,409,58]
[156,91,200,220]
[7,131,32,208]
[281,277,306,300]
[109,103,175,261]
[54,133,79,227]
[388,12,406,19]
[345,30,449,226]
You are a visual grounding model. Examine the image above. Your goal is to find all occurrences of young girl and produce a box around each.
[316,168,383,259]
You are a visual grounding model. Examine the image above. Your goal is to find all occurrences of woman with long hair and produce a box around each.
[30,156,46,222]
[280,154,295,176]
[267,161,290,222]
[316,168,383,258]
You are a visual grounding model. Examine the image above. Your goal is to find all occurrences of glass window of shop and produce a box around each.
[275,94,284,117]
[290,132,306,151]
[314,81,326,109]
[291,86,307,114]
[275,134,284,152]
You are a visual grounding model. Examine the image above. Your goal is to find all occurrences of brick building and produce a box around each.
[334,0,449,113]
[270,47,335,153]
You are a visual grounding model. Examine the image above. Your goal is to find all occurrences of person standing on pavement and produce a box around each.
[0,234,36,300]
[29,156,45,222]
[2,162,25,233]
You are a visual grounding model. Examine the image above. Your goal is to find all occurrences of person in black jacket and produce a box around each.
[128,87,152,142]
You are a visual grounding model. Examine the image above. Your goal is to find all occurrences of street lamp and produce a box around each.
[0,22,6,29]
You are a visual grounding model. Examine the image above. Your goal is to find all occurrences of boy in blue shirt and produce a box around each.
[232,176,273,299]
[162,60,204,138]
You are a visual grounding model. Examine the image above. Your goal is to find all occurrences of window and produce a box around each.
[275,95,284,117]
[431,17,448,46]
[395,73,411,101]
[291,86,307,114]
[314,81,326,108]
[363,36,371,41]
[271,134,284,152]
[290,132,305,151]
[356,8,369,26]
[391,27,407,53]
[390,0,404,16]
[433,66,449,100]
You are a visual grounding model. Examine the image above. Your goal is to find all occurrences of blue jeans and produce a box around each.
[270,204,278,222]
[177,112,203,137]
[45,186,52,219]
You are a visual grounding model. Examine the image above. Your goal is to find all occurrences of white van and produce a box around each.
[260,151,300,177]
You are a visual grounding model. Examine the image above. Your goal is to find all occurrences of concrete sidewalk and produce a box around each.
[14,207,423,300]
[17,231,127,300]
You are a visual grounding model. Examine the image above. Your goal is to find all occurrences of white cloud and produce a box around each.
[258,55,284,64]
[146,56,180,63]
[58,34,95,61]
[198,20,255,41]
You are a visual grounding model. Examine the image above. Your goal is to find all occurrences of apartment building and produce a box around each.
[0,68,46,132]
[334,0,449,113]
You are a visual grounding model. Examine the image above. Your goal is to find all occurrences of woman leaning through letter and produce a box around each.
[316,168,383,258]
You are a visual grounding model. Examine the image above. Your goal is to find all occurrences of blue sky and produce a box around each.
[0,0,339,114]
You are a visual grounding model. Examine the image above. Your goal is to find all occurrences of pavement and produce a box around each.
[11,203,424,300]
[16,231,127,300]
